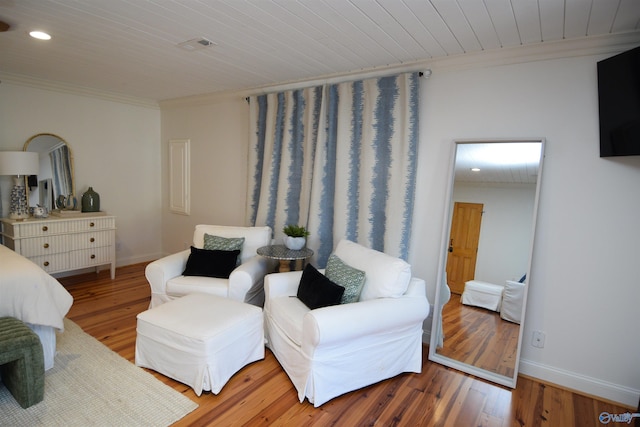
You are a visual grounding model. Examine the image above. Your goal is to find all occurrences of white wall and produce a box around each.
[160,52,640,406]
[159,95,250,255]
[0,82,163,266]
[453,182,536,285]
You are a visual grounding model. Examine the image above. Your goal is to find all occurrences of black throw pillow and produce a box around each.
[182,246,241,279]
[296,264,345,310]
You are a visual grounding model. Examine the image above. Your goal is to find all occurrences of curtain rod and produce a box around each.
[244,69,431,103]
[242,63,432,98]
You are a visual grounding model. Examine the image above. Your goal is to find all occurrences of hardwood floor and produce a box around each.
[437,294,519,378]
[59,264,631,426]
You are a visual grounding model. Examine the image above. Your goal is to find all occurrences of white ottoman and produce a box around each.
[461,280,504,312]
[135,293,264,396]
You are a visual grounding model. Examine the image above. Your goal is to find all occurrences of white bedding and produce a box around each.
[0,244,73,369]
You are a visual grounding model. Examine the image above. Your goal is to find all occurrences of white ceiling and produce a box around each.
[0,0,639,102]
[455,141,543,184]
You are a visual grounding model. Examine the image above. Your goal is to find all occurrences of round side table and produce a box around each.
[257,245,314,272]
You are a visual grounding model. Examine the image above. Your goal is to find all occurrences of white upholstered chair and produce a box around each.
[263,239,430,407]
[424,273,450,349]
[145,225,272,308]
[500,280,526,323]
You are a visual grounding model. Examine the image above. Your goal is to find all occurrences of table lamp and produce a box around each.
[0,151,39,220]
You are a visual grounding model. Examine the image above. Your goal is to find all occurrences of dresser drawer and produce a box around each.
[69,230,114,251]
[13,221,69,237]
[68,217,116,232]
[28,253,70,273]
[19,235,70,257]
[69,247,113,269]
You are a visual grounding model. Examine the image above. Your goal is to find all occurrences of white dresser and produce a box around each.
[0,214,116,279]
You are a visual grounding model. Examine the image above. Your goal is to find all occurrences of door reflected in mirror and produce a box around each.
[23,133,75,210]
[429,139,544,388]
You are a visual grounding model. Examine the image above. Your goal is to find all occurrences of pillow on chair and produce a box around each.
[297,264,345,310]
[204,234,245,265]
[333,239,411,301]
[182,246,241,279]
[325,254,366,304]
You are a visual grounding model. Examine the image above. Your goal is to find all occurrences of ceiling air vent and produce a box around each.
[177,38,217,51]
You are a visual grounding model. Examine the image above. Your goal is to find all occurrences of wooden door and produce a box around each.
[446,202,483,294]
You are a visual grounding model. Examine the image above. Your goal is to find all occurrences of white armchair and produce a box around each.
[145,225,272,308]
[264,239,430,407]
[432,273,451,348]
[500,280,526,323]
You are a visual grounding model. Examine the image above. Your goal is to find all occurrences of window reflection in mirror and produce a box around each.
[24,133,74,210]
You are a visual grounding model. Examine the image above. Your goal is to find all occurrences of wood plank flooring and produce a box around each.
[59,263,632,426]
[436,295,519,377]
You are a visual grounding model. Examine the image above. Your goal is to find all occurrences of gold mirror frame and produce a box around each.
[23,133,75,210]
[428,138,545,388]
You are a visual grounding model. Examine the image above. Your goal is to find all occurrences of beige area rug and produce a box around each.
[0,318,198,426]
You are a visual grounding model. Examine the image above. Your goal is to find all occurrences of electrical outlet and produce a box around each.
[532,331,546,348]
[116,242,122,251]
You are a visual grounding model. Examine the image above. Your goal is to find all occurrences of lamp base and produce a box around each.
[8,212,29,221]
[9,177,30,220]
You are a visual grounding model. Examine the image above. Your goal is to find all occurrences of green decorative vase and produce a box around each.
[81,187,100,212]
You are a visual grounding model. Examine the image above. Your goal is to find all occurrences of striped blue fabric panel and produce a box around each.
[248,72,419,266]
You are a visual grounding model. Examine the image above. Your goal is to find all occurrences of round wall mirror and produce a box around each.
[23,133,75,210]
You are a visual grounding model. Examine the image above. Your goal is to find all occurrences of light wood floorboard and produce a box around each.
[59,263,632,426]
[437,295,519,378]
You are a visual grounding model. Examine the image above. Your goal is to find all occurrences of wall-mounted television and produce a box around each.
[597,45,640,157]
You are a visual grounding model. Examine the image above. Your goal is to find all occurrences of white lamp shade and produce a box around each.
[0,151,40,176]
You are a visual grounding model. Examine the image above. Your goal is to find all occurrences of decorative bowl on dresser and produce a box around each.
[0,213,116,279]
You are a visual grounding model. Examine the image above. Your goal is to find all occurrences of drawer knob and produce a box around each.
[90,254,96,259]
[43,261,49,267]
[90,222,95,227]
[90,237,95,243]
[42,226,48,232]
[43,243,49,249]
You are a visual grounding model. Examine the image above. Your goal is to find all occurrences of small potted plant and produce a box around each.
[283,224,310,250]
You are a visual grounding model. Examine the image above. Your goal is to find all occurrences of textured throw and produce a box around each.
[0,318,198,426]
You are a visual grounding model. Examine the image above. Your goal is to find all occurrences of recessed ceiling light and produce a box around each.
[471,168,481,172]
[29,31,51,40]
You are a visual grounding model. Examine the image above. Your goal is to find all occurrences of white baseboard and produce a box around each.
[519,358,639,408]
[115,253,161,267]
[422,352,639,407]
[51,253,160,279]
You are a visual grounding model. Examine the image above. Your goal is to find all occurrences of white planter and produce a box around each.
[284,236,306,250]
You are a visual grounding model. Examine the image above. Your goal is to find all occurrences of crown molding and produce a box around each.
[427,31,640,74]
[0,72,159,110]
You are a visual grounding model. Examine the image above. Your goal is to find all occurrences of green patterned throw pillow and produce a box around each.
[325,254,366,304]
[203,234,245,265]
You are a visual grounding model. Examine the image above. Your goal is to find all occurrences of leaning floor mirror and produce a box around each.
[428,138,545,388]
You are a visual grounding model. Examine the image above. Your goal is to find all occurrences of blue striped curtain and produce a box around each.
[248,72,419,266]
[49,145,73,201]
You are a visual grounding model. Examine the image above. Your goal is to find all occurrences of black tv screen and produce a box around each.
[597,45,640,157]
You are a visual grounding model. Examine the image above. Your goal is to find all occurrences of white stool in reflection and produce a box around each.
[461,280,504,312]
[461,279,526,324]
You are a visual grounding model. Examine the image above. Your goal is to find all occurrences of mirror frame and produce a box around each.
[428,137,546,388]
[23,133,75,209]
